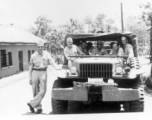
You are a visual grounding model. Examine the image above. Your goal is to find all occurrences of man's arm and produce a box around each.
[91,48,96,55]
[47,52,61,70]
[128,45,134,58]
[109,50,114,55]
[64,48,71,61]
[100,49,107,55]
[118,47,124,56]
[76,46,85,55]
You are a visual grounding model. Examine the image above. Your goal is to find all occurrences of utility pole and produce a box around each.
[121,3,124,33]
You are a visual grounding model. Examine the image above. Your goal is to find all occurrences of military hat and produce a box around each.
[37,41,44,46]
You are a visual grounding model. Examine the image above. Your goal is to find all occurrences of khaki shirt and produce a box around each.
[91,47,107,55]
[31,51,57,69]
[109,47,124,56]
[78,46,88,55]
[123,43,134,58]
[64,45,83,61]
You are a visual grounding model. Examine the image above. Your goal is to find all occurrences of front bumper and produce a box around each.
[51,87,139,102]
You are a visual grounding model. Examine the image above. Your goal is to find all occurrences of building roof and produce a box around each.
[0,25,45,44]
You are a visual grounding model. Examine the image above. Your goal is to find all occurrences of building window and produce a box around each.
[1,50,7,68]
[32,50,34,54]
[1,50,13,68]
[28,50,31,62]
[8,52,13,66]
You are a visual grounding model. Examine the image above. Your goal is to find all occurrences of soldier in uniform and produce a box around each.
[91,40,107,55]
[109,42,124,56]
[78,41,89,55]
[27,41,61,114]
[121,36,134,58]
[64,37,84,68]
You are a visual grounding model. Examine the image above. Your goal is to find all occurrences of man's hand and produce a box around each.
[70,58,75,62]
[29,79,32,85]
[55,65,62,70]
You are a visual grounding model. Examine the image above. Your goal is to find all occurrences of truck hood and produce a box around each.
[76,57,123,64]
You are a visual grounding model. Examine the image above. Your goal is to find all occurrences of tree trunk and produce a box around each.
[150,20,152,61]
[150,20,152,75]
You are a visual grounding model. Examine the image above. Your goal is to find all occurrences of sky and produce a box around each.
[0,0,151,30]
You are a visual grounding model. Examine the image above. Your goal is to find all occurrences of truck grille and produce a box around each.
[80,64,112,79]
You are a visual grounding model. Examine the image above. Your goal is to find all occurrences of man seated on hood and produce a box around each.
[64,37,84,68]
[121,36,134,58]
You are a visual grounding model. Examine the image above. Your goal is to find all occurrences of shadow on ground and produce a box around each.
[22,112,48,115]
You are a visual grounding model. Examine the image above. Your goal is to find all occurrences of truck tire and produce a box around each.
[129,57,140,69]
[129,86,144,112]
[51,79,68,114]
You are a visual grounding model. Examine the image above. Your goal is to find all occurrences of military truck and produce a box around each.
[51,32,151,113]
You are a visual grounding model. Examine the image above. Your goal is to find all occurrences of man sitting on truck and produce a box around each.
[91,40,107,55]
[109,42,124,56]
[64,37,84,68]
[121,36,134,58]
[78,41,89,55]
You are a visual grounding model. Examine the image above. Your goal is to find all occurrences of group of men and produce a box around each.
[64,36,134,67]
[27,35,134,114]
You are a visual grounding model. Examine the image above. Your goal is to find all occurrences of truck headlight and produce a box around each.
[70,66,77,74]
[123,66,130,74]
[115,66,123,75]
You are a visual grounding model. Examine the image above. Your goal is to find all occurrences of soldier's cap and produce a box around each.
[37,41,44,46]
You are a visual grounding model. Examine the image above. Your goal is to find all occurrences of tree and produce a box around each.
[140,2,152,57]
[84,16,97,33]
[30,16,52,38]
[125,16,150,56]
[140,2,152,26]
[84,16,94,33]
[62,18,84,34]
[95,14,106,31]
[84,16,93,25]
[104,18,118,32]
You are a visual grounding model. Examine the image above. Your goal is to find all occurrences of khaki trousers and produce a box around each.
[29,70,47,110]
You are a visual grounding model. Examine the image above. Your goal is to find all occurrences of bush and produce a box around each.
[145,77,152,89]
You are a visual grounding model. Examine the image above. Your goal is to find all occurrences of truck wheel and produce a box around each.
[51,79,68,114]
[129,86,144,112]
[129,57,140,69]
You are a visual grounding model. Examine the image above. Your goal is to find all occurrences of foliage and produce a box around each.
[139,2,152,57]
[83,14,119,33]
[125,16,150,56]
[140,2,152,26]
[63,18,84,34]
[95,14,106,31]
[30,14,119,45]
[31,16,52,37]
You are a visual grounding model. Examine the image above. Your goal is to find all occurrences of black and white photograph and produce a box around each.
[0,0,152,120]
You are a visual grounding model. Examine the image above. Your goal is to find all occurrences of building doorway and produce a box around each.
[18,51,23,72]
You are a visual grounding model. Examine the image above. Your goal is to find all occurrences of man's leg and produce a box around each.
[29,71,47,111]
[28,70,39,113]
[36,72,47,110]
[32,71,39,98]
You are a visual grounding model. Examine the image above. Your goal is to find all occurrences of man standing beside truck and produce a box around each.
[27,41,61,114]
